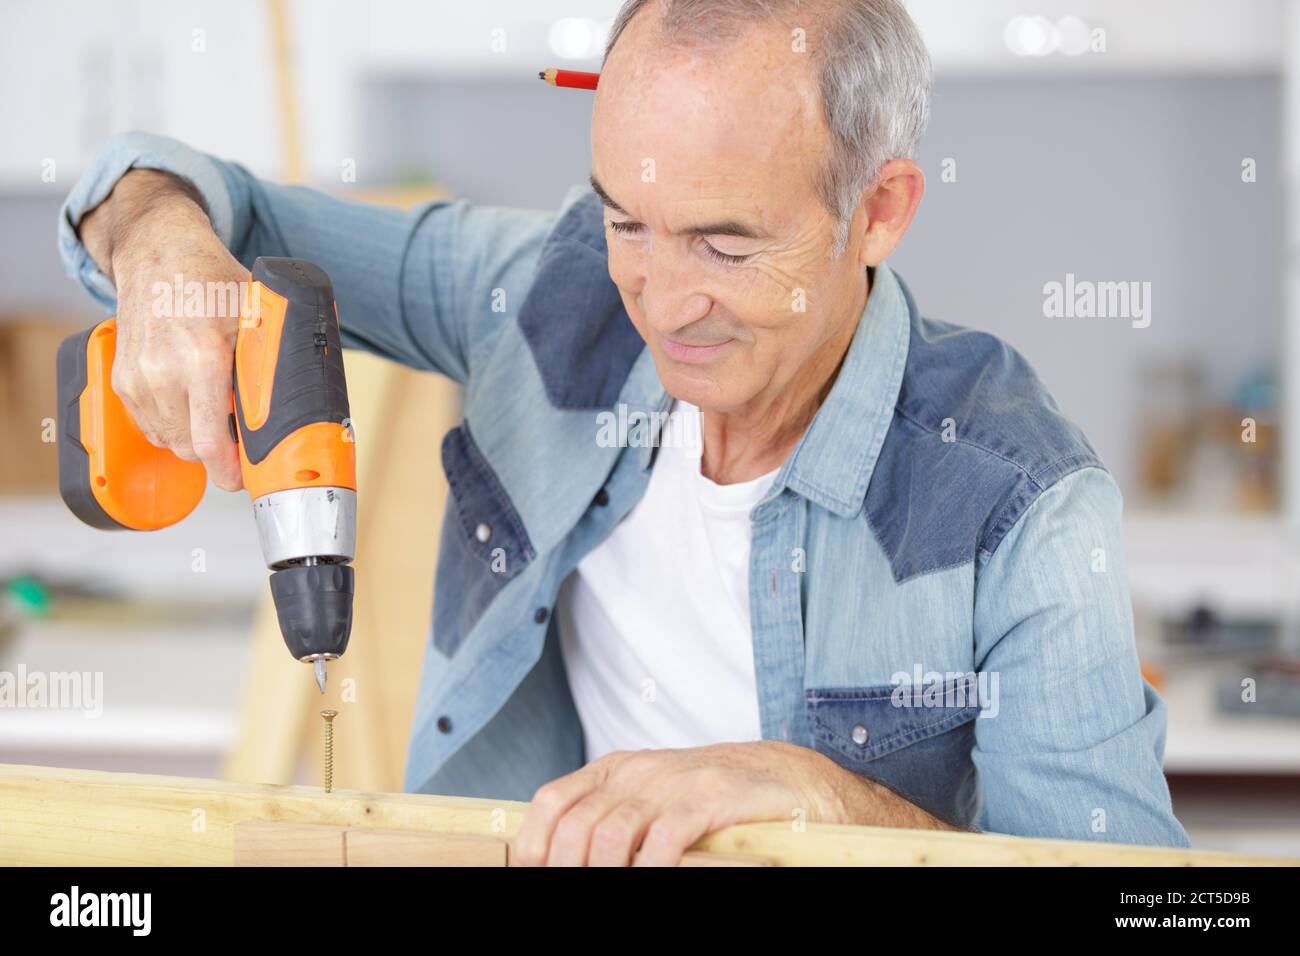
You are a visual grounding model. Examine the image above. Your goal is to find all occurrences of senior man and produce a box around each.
[60,0,1187,864]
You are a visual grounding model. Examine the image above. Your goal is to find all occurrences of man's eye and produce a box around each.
[702,240,751,266]
[608,220,643,237]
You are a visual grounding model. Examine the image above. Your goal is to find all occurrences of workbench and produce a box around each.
[0,764,1293,866]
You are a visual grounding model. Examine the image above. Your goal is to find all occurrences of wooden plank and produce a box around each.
[234,822,346,867]
[678,851,774,867]
[0,764,516,866]
[1,764,1293,867]
[233,822,506,867]
[345,829,506,867]
[688,821,1279,867]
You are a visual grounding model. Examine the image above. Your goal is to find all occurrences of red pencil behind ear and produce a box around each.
[539,69,600,90]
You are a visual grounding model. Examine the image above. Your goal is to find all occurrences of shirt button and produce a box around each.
[594,488,610,507]
[437,715,453,734]
[851,724,870,746]
[474,522,492,544]
[534,607,549,624]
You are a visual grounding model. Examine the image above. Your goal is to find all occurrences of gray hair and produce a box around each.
[603,0,932,254]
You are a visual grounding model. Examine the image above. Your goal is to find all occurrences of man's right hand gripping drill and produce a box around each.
[78,168,248,492]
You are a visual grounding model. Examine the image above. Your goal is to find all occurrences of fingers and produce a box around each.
[111,305,194,455]
[110,341,166,449]
[586,800,655,867]
[109,268,244,487]
[521,785,713,868]
[119,338,204,467]
[188,371,242,491]
[513,751,717,867]
[512,744,814,867]
[634,802,715,867]
[511,764,607,866]
[545,789,625,867]
[144,363,197,460]
[516,775,654,867]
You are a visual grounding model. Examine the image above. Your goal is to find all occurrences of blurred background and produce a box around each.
[0,0,1297,856]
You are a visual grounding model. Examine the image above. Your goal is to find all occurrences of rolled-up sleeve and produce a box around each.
[59,132,235,310]
[58,131,553,385]
[971,466,1190,847]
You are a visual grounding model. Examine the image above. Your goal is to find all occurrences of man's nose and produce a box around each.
[638,256,711,334]
[641,288,712,336]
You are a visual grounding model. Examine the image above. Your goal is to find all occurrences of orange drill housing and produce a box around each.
[233,262,356,502]
[57,318,207,530]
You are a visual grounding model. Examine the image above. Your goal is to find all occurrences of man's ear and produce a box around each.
[856,158,925,268]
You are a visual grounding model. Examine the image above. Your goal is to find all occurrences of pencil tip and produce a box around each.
[538,71,545,80]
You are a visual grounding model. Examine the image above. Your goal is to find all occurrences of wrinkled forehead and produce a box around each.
[590,16,829,230]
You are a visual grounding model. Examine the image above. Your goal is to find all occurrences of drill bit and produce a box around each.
[314,657,327,694]
[320,709,338,793]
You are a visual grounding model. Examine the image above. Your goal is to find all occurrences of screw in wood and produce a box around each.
[320,709,339,793]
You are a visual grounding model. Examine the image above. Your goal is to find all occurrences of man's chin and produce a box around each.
[654,358,755,415]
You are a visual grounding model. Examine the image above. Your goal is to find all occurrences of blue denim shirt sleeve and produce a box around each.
[57,131,553,384]
[971,466,1189,847]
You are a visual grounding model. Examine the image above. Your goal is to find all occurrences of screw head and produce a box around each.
[320,709,339,720]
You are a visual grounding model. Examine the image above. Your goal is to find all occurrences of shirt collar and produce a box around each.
[778,263,911,518]
[621,263,912,511]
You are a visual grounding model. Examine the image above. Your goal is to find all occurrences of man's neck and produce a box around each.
[698,270,871,485]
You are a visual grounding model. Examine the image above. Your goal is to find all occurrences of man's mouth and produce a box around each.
[660,335,733,364]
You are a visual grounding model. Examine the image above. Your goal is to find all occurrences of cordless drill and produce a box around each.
[56,257,357,692]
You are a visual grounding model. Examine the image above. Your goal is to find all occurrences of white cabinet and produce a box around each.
[1,0,300,187]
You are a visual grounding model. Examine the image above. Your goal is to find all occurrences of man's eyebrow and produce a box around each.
[683,219,765,239]
[589,173,767,240]
[589,174,628,215]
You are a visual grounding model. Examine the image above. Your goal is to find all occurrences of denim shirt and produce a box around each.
[60,132,1188,847]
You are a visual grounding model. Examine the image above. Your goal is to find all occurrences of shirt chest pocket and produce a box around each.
[433,424,535,656]
[806,678,982,828]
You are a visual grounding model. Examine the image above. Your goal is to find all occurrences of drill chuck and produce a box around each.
[268,561,355,661]
[253,485,356,664]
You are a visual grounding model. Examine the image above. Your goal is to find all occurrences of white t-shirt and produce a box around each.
[556,399,779,761]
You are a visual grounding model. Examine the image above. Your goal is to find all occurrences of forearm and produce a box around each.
[78,169,213,282]
[796,744,962,831]
[61,131,554,385]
